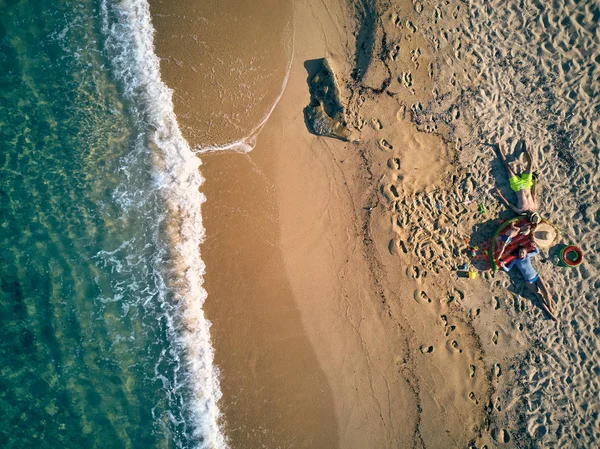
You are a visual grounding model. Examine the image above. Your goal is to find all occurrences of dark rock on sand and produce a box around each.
[304,58,357,142]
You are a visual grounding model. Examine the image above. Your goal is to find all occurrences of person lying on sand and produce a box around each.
[499,244,557,321]
[495,221,531,260]
[494,139,540,217]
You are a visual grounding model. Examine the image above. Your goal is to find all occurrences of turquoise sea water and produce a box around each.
[0,1,222,447]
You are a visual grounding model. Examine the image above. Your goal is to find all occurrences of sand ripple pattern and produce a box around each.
[452,1,600,446]
[368,0,600,445]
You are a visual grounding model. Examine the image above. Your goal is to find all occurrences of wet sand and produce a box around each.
[150,0,293,149]
[199,149,338,448]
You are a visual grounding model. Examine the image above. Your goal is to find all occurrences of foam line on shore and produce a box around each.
[100,0,227,447]
[195,22,295,155]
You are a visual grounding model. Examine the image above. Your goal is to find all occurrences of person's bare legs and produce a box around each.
[526,280,557,321]
[523,138,538,201]
[535,277,555,313]
[523,137,535,175]
[496,236,508,259]
[497,141,517,178]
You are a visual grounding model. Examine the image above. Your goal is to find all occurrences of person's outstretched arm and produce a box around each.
[500,259,515,272]
[495,188,521,214]
[528,245,540,258]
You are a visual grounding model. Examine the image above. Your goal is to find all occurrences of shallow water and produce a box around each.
[149,0,294,151]
[0,1,222,447]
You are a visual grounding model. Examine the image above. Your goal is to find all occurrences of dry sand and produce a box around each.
[150,0,600,447]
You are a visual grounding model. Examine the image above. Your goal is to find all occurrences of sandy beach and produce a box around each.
[150,0,600,447]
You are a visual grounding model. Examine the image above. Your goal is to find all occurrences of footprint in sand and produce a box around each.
[446,339,463,354]
[389,238,409,256]
[453,37,462,54]
[399,239,407,254]
[410,47,421,67]
[455,137,463,151]
[494,397,502,411]
[420,345,434,354]
[410,265,420,279]
[387,157,401,170]
[417,242,436,261]
[381,184,400,202]
[354,116,365,131]
[450,106,460,120]
[469,364,476,378]
[452,5,460,19]
[494,363,502,377]
[492,428,511,443]
[370,118,383,130]
[414,290,431,304]
[445,324,456,337]
[400,72,413,88]
[411,102,423,114]
[468,391,479,405]
[378,138,393,151]
[396,105,406,121]
[433,6,442,24]
[470,308,481,320]
[447,288,464,304]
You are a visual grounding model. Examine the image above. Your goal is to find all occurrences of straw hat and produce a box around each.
[532,222,558,248]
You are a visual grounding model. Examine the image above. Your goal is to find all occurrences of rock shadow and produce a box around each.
[351,0,377,82]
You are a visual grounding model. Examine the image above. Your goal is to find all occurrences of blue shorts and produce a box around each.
[527,274,539,284]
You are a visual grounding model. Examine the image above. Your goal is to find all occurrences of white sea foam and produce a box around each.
[100,1,227,447]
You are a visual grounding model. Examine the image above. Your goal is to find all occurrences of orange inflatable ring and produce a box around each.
[560,245,583,267]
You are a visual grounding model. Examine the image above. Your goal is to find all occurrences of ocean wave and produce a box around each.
[100,1,227,447]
